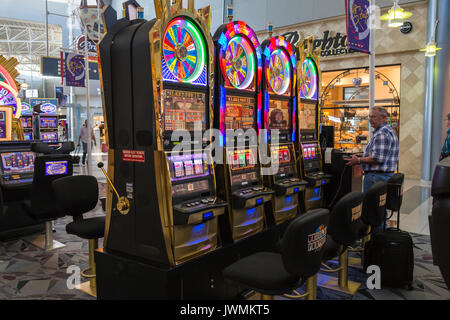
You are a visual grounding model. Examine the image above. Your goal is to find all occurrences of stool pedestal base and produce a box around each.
[76,281,97,297]
[317,273,361,295]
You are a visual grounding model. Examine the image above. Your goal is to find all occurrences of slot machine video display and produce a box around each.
[260,35,307,225]
[213,20,274,241]
[98,0,226,267]
[0,107,12,141]
[20,102,34,140]
[297,37,331,210]
[37,103,58,142]
[0,151,35,186]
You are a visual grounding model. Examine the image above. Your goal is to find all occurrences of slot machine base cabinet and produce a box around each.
[94,222,288,300]
[272,194,300,225]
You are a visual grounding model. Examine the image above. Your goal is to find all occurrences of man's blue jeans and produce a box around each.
[363,172,394,231]
[82,142,87,165]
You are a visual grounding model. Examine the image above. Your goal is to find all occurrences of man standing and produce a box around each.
[440,113,450,161]
[346,106,399,192]
[78,119,97,165]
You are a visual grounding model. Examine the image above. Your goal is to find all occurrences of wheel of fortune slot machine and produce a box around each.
[212,11,275,243]
[260,29,308,226]
[296,37,332,211]
[95,0,246,299]
[0,55,24,141]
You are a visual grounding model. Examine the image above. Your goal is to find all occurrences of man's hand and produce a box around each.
[346,155,360,166]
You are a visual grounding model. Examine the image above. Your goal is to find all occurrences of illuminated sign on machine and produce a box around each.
[44,160,68,176]
[40,103,57,114]
[163,89,206,132]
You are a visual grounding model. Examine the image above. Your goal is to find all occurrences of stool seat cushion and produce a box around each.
[223,252,301,295]
[66,216,105,239]
[321,235,342,262]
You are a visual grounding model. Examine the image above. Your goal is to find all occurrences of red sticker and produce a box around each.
[122,150,145,163]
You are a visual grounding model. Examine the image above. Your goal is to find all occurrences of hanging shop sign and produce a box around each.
[281,30,356,57]
[76,35,98,56]
[345,0,371,54]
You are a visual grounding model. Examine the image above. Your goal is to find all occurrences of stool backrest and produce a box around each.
[328,191,364,247]
[280,208,330,279]
[30,154,73,220]
[52,175,98,218]
[361,181,388,228]
[386,173,404,211]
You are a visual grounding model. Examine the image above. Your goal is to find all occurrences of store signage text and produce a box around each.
[282,30,356,57]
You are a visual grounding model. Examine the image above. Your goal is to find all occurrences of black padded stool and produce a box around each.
[223,208,329,300]
[349,181,388,267]
[52,175,103,297]
[318,191,364,295]
[429,160,450,290]
[23,154,73,250]
[386,173,405,229]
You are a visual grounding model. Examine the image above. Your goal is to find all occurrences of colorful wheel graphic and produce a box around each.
[300,58,318,100]
[163,18,206,83]
[266,48,291,95]
[223,36,255,90]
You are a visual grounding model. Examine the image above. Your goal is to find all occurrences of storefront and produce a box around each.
[257,1,427,178]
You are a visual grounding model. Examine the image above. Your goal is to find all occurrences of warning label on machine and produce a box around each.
[122,150,145,163]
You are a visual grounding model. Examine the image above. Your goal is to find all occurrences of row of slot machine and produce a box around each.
[20,102,59,142]
[96,0,332,297]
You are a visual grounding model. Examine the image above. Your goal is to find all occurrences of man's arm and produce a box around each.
[346,133,387,166]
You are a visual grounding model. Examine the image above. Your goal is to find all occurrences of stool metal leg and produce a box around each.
[23,221,65,251]
[261,294,274,300]
[318,248,362,295]
[77,239,98,298]
[305,274,317,300]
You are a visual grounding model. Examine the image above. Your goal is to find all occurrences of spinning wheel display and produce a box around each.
[300,57,318,100]
[266,48,291,95]
[222,36,255,90]
[162,18,206,83]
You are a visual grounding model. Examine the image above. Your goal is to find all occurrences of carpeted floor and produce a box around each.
[1,207,449,300]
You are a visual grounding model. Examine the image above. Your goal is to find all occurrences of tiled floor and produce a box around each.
[0,150,447,299]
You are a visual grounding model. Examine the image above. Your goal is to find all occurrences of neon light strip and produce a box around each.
[219,85,226,147]
[292,96,297,142]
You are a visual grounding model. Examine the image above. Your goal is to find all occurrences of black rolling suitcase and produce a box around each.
[363,228,414,288]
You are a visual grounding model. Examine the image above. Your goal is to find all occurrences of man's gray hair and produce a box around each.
[372,106,389,118]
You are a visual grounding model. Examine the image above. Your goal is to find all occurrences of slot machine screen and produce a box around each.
[0,111,6,139]
[44,160,68,175]
[41,132,58,142]
[1,151,35,174]
[168,153,211,198]
[24,132,33,140]
[225,95,255,131]
[163,89,206,132]
[299,102,316,130]
[271,145,292,165]
[40,117,58,128]
[302,143,318,161]
[229,149,260,187]
[268,99,290,131]
[21,117,32,129]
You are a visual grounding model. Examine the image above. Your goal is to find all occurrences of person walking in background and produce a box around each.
[78,119,97,165]
[440,113,450,161]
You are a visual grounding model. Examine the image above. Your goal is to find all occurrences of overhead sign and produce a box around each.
[41,56,63,77]
[29,98,58,108]
[345,0,371,54]
[77,0,105,43]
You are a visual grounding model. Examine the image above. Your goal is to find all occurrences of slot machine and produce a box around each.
[0,82,24,141]
[212,13,274,242]
[296,37,331,210]
[97,0,226,268]
[260,30,307,225]
[37,103,58,142]
[20,102,34,140]
[0,106,13,142]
